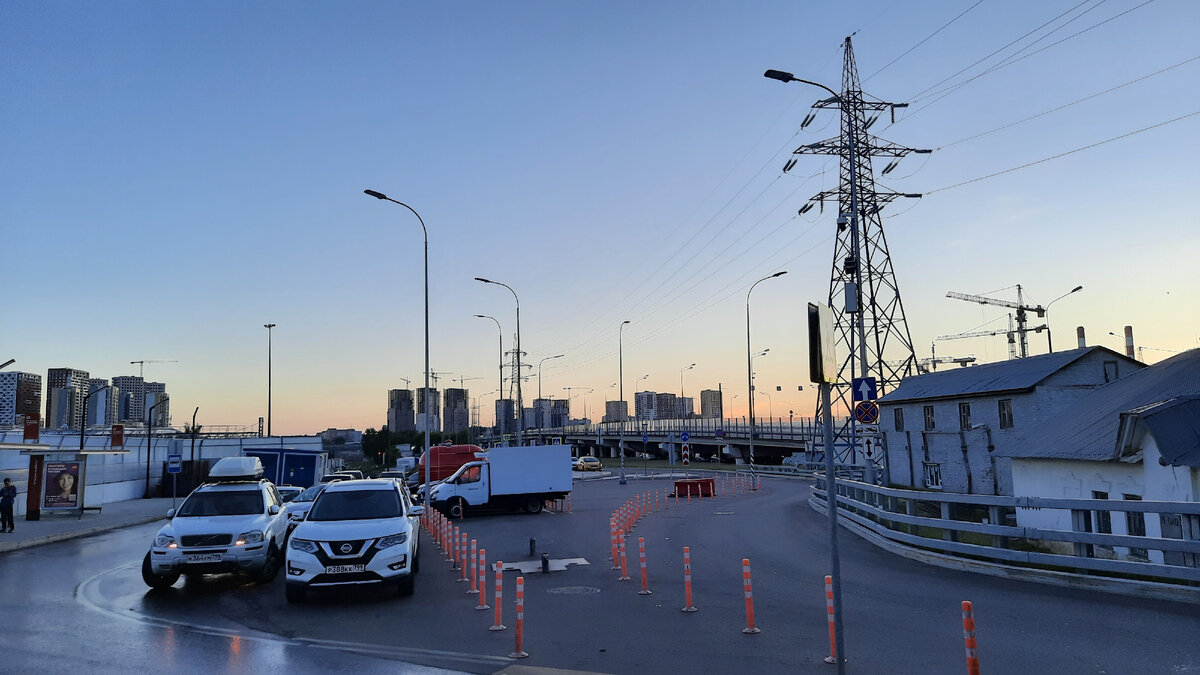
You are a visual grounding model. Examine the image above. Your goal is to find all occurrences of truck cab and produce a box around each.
[428,445,572,518]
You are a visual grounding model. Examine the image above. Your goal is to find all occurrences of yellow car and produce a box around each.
[574,456,603,471]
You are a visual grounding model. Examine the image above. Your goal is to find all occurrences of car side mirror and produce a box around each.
[409,505,425,516]
[268,504,280,515]
[166,508,175,518]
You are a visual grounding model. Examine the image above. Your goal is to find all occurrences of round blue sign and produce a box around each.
[680,432,690,441]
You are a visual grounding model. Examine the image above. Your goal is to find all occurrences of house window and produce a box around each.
[998,399,1014,429]
[923,462,942,490]
[894,408,904,432]
[958,402,972,430]
[1093,491,1113,554]
[1124,494,1148,559]
[1103,361,1119,383]
[923,405,935,431]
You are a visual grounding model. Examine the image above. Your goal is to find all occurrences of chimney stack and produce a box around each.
[1124,325,1136,359]
[1076,326,1086,349]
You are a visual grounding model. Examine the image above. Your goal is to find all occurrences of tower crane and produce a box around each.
[396,377,411,389]
[130,359,178,377]
[935,314,1046,361]
[945,286,1048,358]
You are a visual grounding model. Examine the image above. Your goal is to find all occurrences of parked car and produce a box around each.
[285,479,424,603]
[277,485,304,503]
[574,456,603,471]
[142,457,289,589]
[377,470,407,480]
[285,482,332,536]
[318,472,356,483]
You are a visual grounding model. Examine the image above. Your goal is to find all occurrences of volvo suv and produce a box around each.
[142,457,289,589]
[284,479,424,603]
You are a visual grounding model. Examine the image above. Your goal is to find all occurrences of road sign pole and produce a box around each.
[172,473,177,511]
[821,381,846,674]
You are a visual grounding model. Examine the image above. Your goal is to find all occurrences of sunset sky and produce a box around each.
[4,1,1197,435]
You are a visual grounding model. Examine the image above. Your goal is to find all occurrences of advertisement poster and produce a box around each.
[43,461,81,509]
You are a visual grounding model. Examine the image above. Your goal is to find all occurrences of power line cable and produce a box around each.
[864,0,987,82]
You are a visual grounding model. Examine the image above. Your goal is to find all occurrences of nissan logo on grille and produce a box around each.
[339,543,353,554]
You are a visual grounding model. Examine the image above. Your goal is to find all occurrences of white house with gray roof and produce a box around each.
[878,346,1143,496]
[995,348,1200,565]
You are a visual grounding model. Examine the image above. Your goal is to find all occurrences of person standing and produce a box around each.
[0,477,16,533]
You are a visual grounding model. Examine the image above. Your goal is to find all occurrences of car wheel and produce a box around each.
[397,572,415,597]
[285,583,307,603]
[524,497,543,514]
[251,543,282,584]
[141,552,180,590]
[412,544,421,573]
[449,498,466,519]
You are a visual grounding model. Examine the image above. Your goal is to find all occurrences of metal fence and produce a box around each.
[812,477,1200,585]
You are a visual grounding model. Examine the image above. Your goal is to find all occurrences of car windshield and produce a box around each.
[294,484,328,503]
[308,489,402,521]
[177,490,263,517]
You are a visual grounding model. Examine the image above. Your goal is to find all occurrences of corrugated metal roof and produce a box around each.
[997,349,1200,462]
[1140,396,1200,468]
[878,347,1120,404]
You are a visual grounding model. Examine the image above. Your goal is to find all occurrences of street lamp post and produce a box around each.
[143,396,169,499]
[748,349,768,463]
[364,189,432,508]
[679,363,696,406]
[746,271,787,466]
[618,320,631,485]
[475,314,504,440]
[477,278,522,446]
[537,354,564,401]
[264,323,275,436]
[1044,285,1083,353]
[80,385,110,453]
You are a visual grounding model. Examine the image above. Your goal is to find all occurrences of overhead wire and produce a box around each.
[864,0,988,83]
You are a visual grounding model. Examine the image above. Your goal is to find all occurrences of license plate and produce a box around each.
[185,554,222,563]
[325,564,366,574]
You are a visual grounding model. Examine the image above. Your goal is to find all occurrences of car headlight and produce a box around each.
[235,531,264,546]
[376,533,409,550]
[155,534,176,548]
[289,538,318,554]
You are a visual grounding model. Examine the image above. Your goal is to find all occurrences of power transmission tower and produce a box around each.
[788,37,929,466]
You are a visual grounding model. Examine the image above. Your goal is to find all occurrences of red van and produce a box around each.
[411,444,484,488]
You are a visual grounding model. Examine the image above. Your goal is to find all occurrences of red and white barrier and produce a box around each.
[509,577,528,658]
[742,558,760,634]
[489,561,505,630]
[681,546,697,612]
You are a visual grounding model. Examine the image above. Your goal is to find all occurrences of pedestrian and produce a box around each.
[0,477,16,533]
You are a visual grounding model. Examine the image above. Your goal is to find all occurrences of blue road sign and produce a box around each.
[642,434,648,443]
[681,432,690,442]
[715,428,724,438]
[167,454,183,474]
[852,377,877,401]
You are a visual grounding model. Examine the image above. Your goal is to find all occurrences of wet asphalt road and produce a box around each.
[3,472,1198,674]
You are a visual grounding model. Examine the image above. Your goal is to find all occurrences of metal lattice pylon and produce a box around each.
[788,37,929,467]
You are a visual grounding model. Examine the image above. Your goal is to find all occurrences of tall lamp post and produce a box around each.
[364,188,431,508]
[79,385,110,453]
[474,314,504,440]
[143,396,169,499]
[748,349,768,463]
[1044,285,1083,353]
[746,271,787,466]
[679,363,696,402]
[618,320,631,485]
[477,278,522,446]
[264,323,276,436]
[537,354,564,401]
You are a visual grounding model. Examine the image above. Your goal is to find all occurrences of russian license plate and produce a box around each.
[185,553,222,563]
[325,564,366,574]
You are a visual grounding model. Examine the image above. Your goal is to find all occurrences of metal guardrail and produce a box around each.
[750,462,865,481]
[813,477,1200,584]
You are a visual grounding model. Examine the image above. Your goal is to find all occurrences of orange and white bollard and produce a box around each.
[509,576,528,658]
[452,526,461,566]
[459,532,470,580]
[681,546,697,612]
[742,558,760,634]
[618,530,631,581]
[824,575,838,664]
[489,561,505,630]
[675,489,679,507]
[638,537,652,595]
[610,518,620,569]
[962,601,980,675]
[475,549,489,610]
[469,539,479,593]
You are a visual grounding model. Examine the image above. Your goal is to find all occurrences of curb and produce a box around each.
[0,514,167,554]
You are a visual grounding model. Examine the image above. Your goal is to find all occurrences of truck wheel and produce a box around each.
[524,497,543,514]
[449,498,466,519]
[142,552,180,590]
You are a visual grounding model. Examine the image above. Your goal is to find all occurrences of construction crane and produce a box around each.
[131,359,178,377]
[945,286,1048,358]
[935,314,1046,360]
[454,376,482,390]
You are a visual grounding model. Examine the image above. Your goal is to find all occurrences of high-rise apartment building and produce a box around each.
[604,400,628,423]
[46,368,89,430]
[495,398,515,435]
[86,378,119,426]
[550,399,570,427]
[0,372,42,426]
[416,387,441,434]
[634,391,657,421]
[655,393,678,420]
[145,382,170,426]
[700,389,723,419]
[677,396,694,418]
[531,399,552,428]
[443,388,469,433]
[112,375,145,423]
[387,389,415,432]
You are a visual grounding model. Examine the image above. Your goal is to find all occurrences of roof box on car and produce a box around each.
[209,456,264,482]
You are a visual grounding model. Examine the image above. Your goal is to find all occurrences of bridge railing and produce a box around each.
[487,416,843,443]
[812,477,1200,585]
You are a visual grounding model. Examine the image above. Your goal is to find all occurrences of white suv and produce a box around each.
[142,458,289,589]
[284,479,424,603]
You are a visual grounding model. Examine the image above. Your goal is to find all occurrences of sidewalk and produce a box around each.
[0,497,174,554]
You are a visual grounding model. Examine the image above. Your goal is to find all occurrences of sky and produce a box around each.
[3,1,1198,435]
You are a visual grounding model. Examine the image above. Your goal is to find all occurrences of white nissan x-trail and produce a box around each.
[284,478,424,603]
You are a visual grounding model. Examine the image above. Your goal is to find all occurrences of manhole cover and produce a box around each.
[546,586,602,595]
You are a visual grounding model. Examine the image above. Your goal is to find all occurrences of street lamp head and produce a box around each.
[622,320,631,325]
[771,271,787,278]
[264,323,276,329]
[475,277,492,284]
[363,189,388,200]
[1071,285,1084,293]
[764,69,795,83]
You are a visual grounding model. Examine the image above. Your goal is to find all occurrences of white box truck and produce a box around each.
[428,445,572,517]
